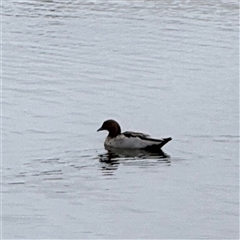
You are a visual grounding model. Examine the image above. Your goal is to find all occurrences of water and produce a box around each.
[2,0,239,239]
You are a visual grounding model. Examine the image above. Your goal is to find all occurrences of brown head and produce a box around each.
[97,119,121,138]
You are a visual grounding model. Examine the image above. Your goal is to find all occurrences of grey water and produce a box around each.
[2,0,239,239]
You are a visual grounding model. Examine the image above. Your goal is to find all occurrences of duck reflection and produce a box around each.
[98,147,171,173]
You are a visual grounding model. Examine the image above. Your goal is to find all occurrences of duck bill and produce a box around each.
[97,126,104,132]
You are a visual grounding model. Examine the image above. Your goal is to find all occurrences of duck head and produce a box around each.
[97,119,121,138]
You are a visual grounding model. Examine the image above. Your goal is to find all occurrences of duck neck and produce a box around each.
[108,124,121,138]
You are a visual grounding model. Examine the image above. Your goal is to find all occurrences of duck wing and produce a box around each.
[123,131,150,138]
[122,131,172,150]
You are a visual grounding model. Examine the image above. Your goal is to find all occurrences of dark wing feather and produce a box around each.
[122,131,150,138]
[122,131,172,150]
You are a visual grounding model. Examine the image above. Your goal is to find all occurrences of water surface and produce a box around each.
[2,0,239,239]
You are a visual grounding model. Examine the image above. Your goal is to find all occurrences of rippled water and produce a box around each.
[2,0,239,239]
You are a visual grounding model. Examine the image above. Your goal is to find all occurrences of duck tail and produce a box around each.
[158,137,172,148]
[144,137,172,152]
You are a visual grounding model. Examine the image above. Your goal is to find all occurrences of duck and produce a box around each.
[97,119,172,151]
